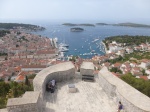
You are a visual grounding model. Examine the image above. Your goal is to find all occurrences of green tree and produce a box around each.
[25,76,30,86]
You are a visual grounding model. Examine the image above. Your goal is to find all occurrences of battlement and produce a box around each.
[7,92,41,112]
[1,62,150,112]
[33,61,75,99]
[98,67,150,112]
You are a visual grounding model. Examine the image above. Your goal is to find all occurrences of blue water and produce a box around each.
[32,23,150,59]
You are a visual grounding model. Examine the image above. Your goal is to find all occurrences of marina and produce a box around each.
[33,23,150,59]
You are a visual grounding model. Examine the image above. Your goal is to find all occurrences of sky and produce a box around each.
[0,0,150,24]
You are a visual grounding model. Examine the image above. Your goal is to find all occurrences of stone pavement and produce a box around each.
[44,79,117,112]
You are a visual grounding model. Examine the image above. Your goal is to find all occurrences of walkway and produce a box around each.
[44,79,117,112]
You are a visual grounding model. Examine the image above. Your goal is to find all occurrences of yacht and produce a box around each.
[92,38,99,43]
[59,43,69,47]
[59,47,69,52]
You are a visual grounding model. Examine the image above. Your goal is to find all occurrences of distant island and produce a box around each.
[0,23,45,31]
[70,27,84,32]
[96,22,150,28]
[62,23,95,27]
[96,23,108,25]
[113,22,150,28]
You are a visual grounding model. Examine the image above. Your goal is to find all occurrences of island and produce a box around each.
[70,27,84,32]
[95,22,150,28]
[0,23,45,31]
[113,22,150,28]
[62,23,95,27]
[96,23,109,25]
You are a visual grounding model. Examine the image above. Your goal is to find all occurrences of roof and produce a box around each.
[113,62,121,67]
[22,65,46,68]
[15,74,25,81]
[139,76,149,81]
[141,59,150,63]
[111,72,121,77]
[14,66,21,71]
[36,50,55,55]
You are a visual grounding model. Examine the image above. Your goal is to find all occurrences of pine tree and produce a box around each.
[25,76,29,86]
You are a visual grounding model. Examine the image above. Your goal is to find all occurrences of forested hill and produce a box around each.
[0,30,10,37]
[104,35,150,46]
[114,23,150,28]
[0,23,45,31]
[62,23,95,27]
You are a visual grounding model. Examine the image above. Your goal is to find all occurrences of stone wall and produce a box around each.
[6,92,41,112]
[97,67,150,112]
[80,62,94,76]
[33,62,75,100]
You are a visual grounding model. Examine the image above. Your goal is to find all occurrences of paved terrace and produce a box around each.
[44,79,117,112]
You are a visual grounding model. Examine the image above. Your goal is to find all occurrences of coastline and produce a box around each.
[101,41,108,54]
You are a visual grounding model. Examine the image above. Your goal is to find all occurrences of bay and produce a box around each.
[32,23,150,59]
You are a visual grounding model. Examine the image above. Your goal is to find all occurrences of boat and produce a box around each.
[59,43,69,47]
[82,46,83,48]
[92,38,99,43]
[91,50,95,53]
[59,47,69,52]
[59,52,64,57]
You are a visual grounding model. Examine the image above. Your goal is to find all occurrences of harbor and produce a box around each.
[50,37,106,60]
[32,23,150,59]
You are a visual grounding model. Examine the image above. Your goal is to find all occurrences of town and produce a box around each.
[0,29,150,109]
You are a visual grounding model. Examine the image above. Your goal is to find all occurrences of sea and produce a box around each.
[31,23,150,59]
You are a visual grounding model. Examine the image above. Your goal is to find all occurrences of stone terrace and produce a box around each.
[44,79,117,112]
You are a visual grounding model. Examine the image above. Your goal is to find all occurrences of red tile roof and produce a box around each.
[139,76,149,81]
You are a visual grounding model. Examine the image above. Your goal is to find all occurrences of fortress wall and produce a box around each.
[98,67,150,112]
[80,62,94,76]
[33,62,75,99]
[6,92,41,112]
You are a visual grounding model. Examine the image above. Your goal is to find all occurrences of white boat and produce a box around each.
[59,43,69,47]
[59,47,69,52]
[92,38,99,43]
[54,37,58,43]
[60,52,64,57]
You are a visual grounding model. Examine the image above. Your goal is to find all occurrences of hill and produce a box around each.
[0,23,45,31]
[113,22,150,28]
[70,27,84,32]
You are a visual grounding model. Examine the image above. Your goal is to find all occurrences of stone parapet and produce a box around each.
[0,109,8,112]
[33,62,75,99]
[80,62,94,76]
[98,67,150,112]
[7,92,41,112]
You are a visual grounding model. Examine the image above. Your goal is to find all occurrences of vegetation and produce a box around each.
[70,27,84,32]
[69,56,78,62]
[107,51,150,65]
[0,81,33,109]
[0,23,45,31]
[0,30,10,37]
[104,35,150,46]
[121,73,150,97]
[110,67,122,74]
[113,22,150,28]
[108,55,123,64]
[96,23,108,25]
[123,51,150,61]
[27,74,36,79]
[0,53,7,56]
